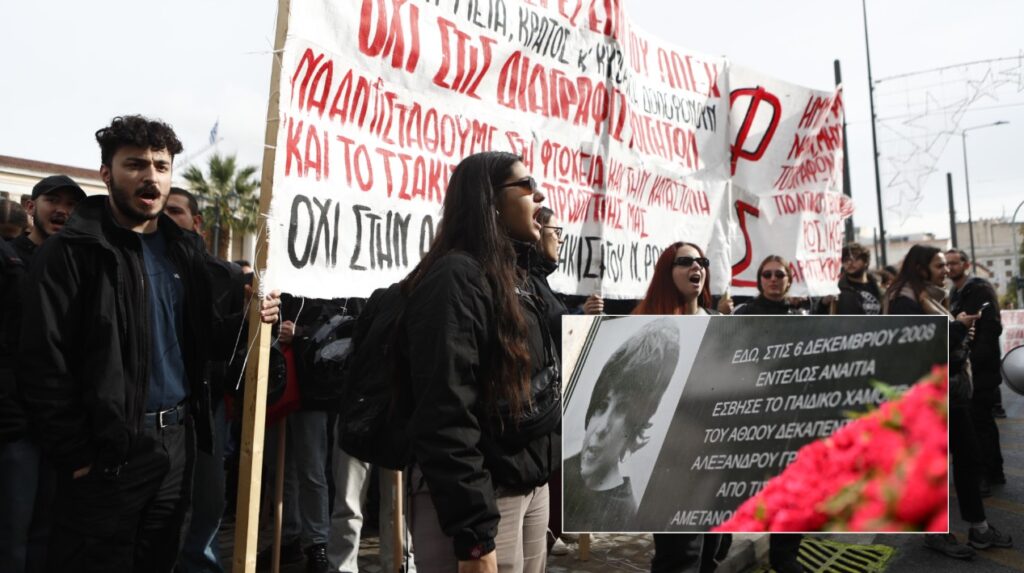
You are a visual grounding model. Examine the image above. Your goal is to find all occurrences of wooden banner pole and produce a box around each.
[391,470,404,573]
[232,0,290,570]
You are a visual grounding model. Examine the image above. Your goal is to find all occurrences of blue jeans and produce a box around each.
[266,411,331,546]
[0,438,54,573]
[179,400,227,572]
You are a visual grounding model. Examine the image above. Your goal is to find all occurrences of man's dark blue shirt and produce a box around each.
[140,230,187,411]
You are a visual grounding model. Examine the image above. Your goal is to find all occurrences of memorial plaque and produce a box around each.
[562,315,947,532]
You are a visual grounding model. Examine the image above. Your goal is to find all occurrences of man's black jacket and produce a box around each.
[528,251,568,350]
[193,232,248,398]
[18,196,231,473]
[0,240,26,443]
[950,277,1003,390]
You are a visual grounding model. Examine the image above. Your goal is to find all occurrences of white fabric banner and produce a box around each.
[709,66,851,297]
[263,0,846,299]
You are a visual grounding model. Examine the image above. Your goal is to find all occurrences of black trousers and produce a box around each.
[46,421,193,573]
[970,386,1004,480]
[651,534,724,573]
[769,534,803,565]
[950,405,985,524]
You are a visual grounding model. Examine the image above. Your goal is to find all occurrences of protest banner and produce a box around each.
[709,66,851,296]
[715,185,854,297]
[262,0,846,299]
[561,315,947,533]
[265,0,730,299]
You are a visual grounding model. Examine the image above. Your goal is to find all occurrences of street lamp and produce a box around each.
[962,120,1010,265]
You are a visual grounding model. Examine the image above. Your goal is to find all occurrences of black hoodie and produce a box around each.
[0,240,26,443]
[17,195,222,473]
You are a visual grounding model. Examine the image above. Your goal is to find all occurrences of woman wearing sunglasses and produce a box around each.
[632,242,725,572]
[530,207,568,348]
[729,254,805,571]
[527,206,581,555]
[732,255,797,316]
[402,152,561,573]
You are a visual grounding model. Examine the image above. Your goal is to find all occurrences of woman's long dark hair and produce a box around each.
[405,151,531,418]
[886,244,941,305]
[633,242,712,314]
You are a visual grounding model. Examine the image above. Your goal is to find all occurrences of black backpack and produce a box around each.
[295,308,358,410]
[336,279,562,470]
[336,282,413,470]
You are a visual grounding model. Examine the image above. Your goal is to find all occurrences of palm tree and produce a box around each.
[182,153,260,259]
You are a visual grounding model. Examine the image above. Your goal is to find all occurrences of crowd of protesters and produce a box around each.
[0,114,1014,573]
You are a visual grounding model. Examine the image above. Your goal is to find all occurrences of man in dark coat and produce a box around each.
[0,240,42,572]
[947,249,1005,494]
[165,186,250,573]
[18,115,279,573]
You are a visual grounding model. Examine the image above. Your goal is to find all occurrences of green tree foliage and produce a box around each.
[182,154,259,259]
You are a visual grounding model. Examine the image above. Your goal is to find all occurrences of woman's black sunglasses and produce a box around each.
[674,256,710,269]
[502,177,538,193]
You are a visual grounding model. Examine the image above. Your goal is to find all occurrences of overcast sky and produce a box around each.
[2,0,1021,241]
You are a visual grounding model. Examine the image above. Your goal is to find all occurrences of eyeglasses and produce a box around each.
[761,270,787,280]
[674,256,710,269]
[501,177,538,193]
[542,225,563,239]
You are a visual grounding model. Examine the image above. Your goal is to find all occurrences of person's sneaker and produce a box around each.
[256,538,303,570]
[549,538,571,556]
[993,405,1007,418]
[305,543,329,573]
[924,534,976,559]
[969,525,1013,549]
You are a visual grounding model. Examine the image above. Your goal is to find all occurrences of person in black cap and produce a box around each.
[11,175,86,267]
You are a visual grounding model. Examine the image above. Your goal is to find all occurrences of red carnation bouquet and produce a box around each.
[713,365,948,532]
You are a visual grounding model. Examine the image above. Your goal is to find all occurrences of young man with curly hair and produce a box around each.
[19,115,280,573]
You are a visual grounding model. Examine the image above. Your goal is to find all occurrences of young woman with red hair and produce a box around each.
[633,242,713,316]
[634,242,724,572]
